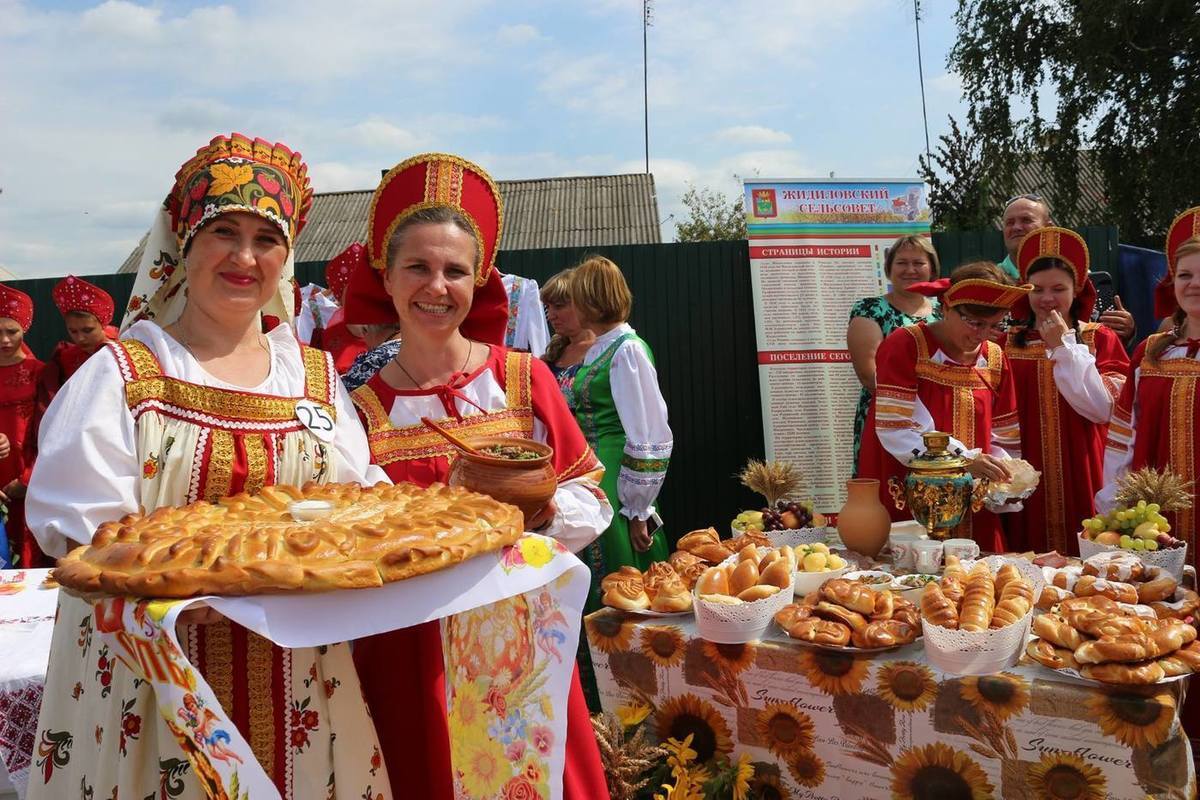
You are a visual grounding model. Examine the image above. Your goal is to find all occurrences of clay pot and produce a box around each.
[448,436,557,528]
[837,478,891,558]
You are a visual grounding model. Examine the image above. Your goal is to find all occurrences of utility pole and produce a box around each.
[643,0,653,174]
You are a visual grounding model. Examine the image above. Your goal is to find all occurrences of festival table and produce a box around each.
[587,608,1197,799]
[0,571,57,800]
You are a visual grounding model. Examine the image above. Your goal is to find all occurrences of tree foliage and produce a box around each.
[947,0,1200,245]
[674,184,746,242]
[919,116,1002,231]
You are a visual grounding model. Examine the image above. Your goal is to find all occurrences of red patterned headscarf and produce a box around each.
[0,284,34,330]
[325,242,362,303]
[53,275,115,325]
[908,278,1031,310]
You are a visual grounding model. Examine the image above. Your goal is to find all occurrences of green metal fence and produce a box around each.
[9,225,1118,537]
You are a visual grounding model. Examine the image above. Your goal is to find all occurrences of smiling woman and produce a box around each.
[23,132,392,800]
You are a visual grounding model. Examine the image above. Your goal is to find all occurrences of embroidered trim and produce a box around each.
[131,399,311,434]
[1168,375,1197,546]
[204,429,235,502]
[125,378,334,424]
[245,631,276,778]
[244,435,268,496]
[620,455,669,473]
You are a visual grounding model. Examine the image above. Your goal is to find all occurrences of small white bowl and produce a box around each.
[893,574,939,604]
[792,565,850,597]
[288,500,335,522]
[843,570,897,590]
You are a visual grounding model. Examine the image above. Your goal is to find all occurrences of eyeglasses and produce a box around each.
[954,307,1009,333]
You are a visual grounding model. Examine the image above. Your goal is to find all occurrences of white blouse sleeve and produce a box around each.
[609,340,672,521]
[876,394,981,462]
[1096,369,1139,513]
[330,378,391,487]
[1048,332,1115,424]
[517,280,550,358]
[26,350,141,559]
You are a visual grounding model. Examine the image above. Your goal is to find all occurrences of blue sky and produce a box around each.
[0,0,968,278]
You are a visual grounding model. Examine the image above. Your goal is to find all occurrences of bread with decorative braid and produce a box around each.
[993,563,1022,597]
[1073,575,1139,604]
[1032,613,1087,650]
[1136,574,1179,604]
[814,601,868,631]
[667,551,707,589]
[782,616,852,647]
[851,619,918,649]
[1080,660,1165,685]
[989,595,1032,628]
[1025,639,1078,671]
[820,578,877,615]
[920,583,959,629]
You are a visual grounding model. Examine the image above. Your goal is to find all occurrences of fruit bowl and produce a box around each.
[791,543,849,595]
[1080,502,1188,579]
[1078,532,1188,580]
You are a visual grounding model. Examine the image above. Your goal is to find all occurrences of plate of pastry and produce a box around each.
[600,562,694,615]
[1025,594,1199,685]
[774,577,921,651]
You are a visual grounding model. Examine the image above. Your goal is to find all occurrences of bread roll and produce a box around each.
[774,603,813,629]
[942,555,967,581]
[1036,584,1074,610]
[1025,639,1077,670]
[813,601,868,631]
[989,595,1032,628]
[729,560,760,596]
[699,592,743,605]
[667,551,707,589]
[940,574,965,608]
[870,589,895,621]
[1032,613,1087,650]
[601,565,643,593]
[1074,575,1139,604]
[1080,659,1164,685]
[602,580,651,611]
[820,579,877,615]
[1136,574,1179,604]
[993,563,1022,597]
[782,617,851,646]
[851,619,917,649]
[958,570,995,632]
[642,561,679,600]
[920,583,959,629]
[737,544,761,565]
[737,584,781,602]
[696,566,730,596]
[759,557,793,590]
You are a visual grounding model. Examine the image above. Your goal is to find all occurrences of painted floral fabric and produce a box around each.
[587,609,1195,800]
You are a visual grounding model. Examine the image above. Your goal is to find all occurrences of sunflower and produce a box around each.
[786,749,826,788]
[890,742,994,800]
[641,625,686,668]
[747,768,792,800]
[876,661,938,712]
[958,673,1030,723]
[453,727,510,797]
[586,611,635,655]
[732,752,754,800]
[754,702,815,756]
[1085,687,1176,749]
[654,693,734,765]
[798,649,871,696]
[700,640,757,674]
[1026,751,1107,800]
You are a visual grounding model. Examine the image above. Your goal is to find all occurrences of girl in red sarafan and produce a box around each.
[0,284,42,567]
[345,153,611,800]
[1100,206,1200,559]
[857,262,1029,553]
[1001,228,1129,554]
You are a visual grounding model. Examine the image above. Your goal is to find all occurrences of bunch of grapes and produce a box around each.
[1082,500,1168,535]
[760,500,814,530]
[761,507,784,531]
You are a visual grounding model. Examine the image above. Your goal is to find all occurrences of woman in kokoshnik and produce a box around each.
[26,133,391,799]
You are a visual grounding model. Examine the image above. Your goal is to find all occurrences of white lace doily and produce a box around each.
[694,554,793,643]
[1077,533,1188,580]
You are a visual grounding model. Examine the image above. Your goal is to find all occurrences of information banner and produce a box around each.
[744,179,931,513]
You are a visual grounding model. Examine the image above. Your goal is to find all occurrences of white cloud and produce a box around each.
[714,126,792,146]
[931,71,963,97]
[496,23,542,46]
[347,119,423,151]
[78,0,161,40]
[308,162,384,193]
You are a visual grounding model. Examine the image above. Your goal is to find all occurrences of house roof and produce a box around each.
[118,172,661,272]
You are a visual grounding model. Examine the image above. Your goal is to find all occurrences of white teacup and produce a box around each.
[943,538,981,563]
[888,532,919,571]
[913,540,944,573]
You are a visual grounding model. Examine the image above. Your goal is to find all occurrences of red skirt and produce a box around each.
[354,621,607,799]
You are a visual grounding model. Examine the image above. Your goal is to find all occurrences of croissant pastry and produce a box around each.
[1080,659,1165,685]
[920,583,959,629]
[601,565,643,593]
[851,619,917,649]
[993,563,1022,597]
[820,579,877,615]
[1073,575,1139,605]
[813,601,868,631]
[998,577,1034,606]
[958,573,995,632]
[784,617,852,647]
[989,595,1032,628]
[1032,613,1087,650]
[774,603,813,630]
[940,574,965,608]
[942,555,967,581]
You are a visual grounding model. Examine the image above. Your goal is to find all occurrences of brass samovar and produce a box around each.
[887,431,986,540]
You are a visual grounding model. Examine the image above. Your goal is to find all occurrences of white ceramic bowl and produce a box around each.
[843,569,896,590]
[893,574,939,604]
[792,565,850,597]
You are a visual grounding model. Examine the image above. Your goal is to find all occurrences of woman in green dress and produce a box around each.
[567,256,671,607]
[846,235,941,472]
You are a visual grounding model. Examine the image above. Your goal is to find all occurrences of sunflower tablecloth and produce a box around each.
[586,608,1197,800]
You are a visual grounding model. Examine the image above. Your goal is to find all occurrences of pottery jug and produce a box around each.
[448,436,557,529]
[837,478,891,558]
